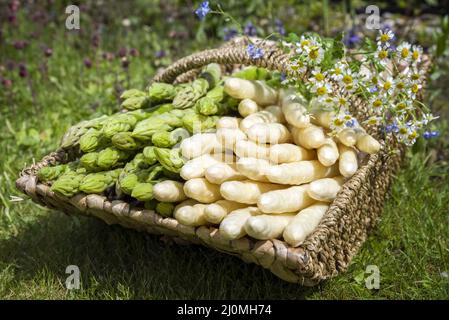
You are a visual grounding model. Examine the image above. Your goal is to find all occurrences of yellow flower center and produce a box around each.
[316,86,327,95]
[383,81,392,90]
[372,77,378,85]
[411,73,419,81]
[309,48,319,60]
[399,127,408,134]
[411,83,419,93]
[315,73,325,81]
[300,40,310,47]
[333,118,344,127]
[380,34,390,42]
[373,99,382,108]
[401,48,409,58]
[396,82,405,90]
[368,119,378,125]
[412,50,419,61]
[396,102,406,110]
[408,131,418,140]
[334,68,341,75]
[344,115,352,121]
[378,50,388,59]
[338,98,346,105]
[343,75,353,84]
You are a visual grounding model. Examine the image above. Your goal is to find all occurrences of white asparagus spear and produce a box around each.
[356,131,381,154]
[219,207,261,240]
[183,178,222,203]
[216,127,247,149]
[224,78,278,105]
[238,98,260,117]
[247,123,292,144]
[153,180,187,202]
[216,116,241,129]
[180,154,222,180]
[283,203,329,247]
[236,157,272,182]
[257,185,315,213]
[234,139,271,160]
[245,214,295,240]
[291,125,327,149]
[336,128,357,147]
[220,180,286,204]
[280,89,310,128]
[317,138,339,166]
[240,106,284,133]
[269,143,315,163]
[205,162,246,184]
[266,160,339,185]
[338,144,358,177]
[180,133,220,159]
[311,110,334,129]
[174,200,208,227]
[204,200,246,224]
[307,176,345,202]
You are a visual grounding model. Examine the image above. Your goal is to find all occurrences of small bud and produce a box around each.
[44,47,53,57]
[84,58,92,68]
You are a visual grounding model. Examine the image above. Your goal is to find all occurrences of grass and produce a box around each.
[1,1,449,299]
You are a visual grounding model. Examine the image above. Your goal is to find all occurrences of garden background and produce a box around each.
[0,0,448,299]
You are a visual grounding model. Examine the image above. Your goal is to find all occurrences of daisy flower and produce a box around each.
[407,82,422,99]
[411,45,423,64]
[419,113,439,127]
[368,95,387,111]
[380,76,395,95]
[330,61,347,81]
[364,116,382,126]
[376,29,395,48]
[340,69,358,92]
[375,46,390,67]
[396,42,411,62]
[311,82,332,100]
[393,99,413,113]
[304,44,324,65]
[309,68,327,84]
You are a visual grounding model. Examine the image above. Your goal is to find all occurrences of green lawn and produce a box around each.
[1,2,449,299]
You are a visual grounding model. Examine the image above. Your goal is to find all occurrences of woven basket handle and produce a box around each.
[153,37,295,84]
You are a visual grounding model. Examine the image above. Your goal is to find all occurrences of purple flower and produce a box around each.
[1,78,13,88]
[18,63,28,78]
[344,29,361,48]
[155,50,166,58]
[83,58,92,68]
[247,44,264,60]
[195,1,210,20]
[9,0,20,12]
[129,48,139,57]
[117,47,127,58]
[280,73,287,81]
[346,119,356,128]
[275,19,285,36]
[8,14,17,24]
[13,40,28,50]
[385,122,399,133]
[223,27,238,41]
[369,86,378,93]
[244,22,257,37]
[423,131,439,139]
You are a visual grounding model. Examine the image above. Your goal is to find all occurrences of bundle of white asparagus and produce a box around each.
[152,77,381,247]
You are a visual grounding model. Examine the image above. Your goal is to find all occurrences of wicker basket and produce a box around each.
[16,38,431,286]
